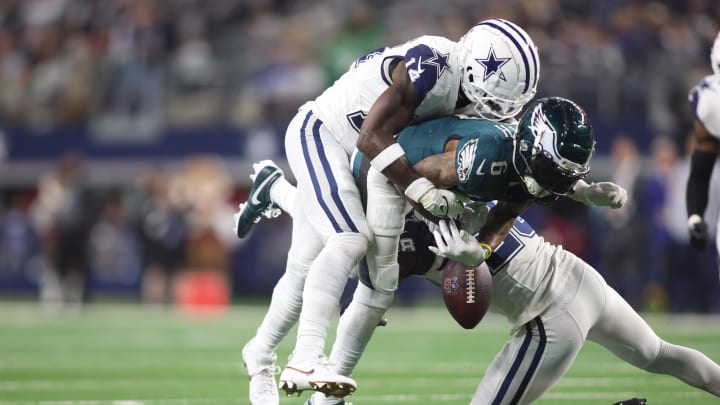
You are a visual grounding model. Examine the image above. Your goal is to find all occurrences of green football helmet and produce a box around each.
[512,97,595,201]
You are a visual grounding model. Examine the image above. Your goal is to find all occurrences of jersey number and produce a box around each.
[399,237,416,252]
[476,160,508,176]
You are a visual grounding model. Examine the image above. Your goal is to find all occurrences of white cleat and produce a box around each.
[242,342,280,405]
[278,358,356,398]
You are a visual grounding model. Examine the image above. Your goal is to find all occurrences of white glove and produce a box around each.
[428,219,491,267]
[405,177,466,218]
[571,180,628,209]
[458,200,489,235]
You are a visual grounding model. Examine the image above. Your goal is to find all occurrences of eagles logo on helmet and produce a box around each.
[512,97,596,202]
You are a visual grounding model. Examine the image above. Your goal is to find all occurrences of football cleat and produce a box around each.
[234,160,283,238]
[278,357,356,398]
[242,341,280,405]
[304,392,353,405]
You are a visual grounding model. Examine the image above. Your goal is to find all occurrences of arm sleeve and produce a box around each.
[686,149,717,217]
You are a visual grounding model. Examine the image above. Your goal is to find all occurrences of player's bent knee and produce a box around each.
[368,260,399,295]
[355,283,394,310]
[285,257,311,279]
[326,232,371,261]
[635,337,664,371]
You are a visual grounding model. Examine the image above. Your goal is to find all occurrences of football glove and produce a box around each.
[429,219,491,267]
[688,214,708,251]
[405,177,466,218]
[571,181,628,209]
[458,200,489,235]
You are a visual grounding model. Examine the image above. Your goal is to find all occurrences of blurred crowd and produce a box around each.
[1,0,720,311]
[0,0,718,141]
[0,153,246,308]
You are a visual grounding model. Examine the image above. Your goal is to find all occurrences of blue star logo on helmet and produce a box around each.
[476,45,511,81]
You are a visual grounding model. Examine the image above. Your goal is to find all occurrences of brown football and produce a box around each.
[441,260,493,329]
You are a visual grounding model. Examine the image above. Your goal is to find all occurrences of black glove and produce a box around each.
[688,214,709,251]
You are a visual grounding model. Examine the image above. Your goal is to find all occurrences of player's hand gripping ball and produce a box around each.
[442,260,492,329]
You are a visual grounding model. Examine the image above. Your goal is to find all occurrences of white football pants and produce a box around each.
[472,256,720,404]
[283,108,372,363]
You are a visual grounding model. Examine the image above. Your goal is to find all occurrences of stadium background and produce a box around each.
[0,0,720,314]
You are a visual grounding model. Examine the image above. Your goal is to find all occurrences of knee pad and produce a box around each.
[286,256,312,280]
[326,232,370,263]
[363,234,399,294]
[355,282,394,310]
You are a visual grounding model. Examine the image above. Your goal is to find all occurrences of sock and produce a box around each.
[329,285,393,376]
[292,233,368,363]
[270,177,297,217]
[250,262,306,355]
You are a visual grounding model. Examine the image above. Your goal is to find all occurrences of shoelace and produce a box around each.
[260,205,281,219]
[251,365,281,396]
[250,364,281,378]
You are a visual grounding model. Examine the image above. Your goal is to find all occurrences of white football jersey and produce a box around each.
[416,206,574,332]
[689,74,720,138]
[302,36,463,155]
[485,216,576,332]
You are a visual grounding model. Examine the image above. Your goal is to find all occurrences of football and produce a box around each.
[441,260,493,329]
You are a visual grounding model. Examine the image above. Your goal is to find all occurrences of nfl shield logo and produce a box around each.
[444,277,459,296]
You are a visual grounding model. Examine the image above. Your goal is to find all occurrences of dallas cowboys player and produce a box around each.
[237,18,542,403]
[388,204,720,404]
[686,32,720,254]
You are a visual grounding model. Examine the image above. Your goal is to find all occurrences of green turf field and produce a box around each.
[1,303,719,405]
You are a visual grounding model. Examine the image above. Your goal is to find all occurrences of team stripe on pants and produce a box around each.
[492,317,547,405]
[299,110,359,233]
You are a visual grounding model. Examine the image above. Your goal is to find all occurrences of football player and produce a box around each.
[331,202,720,405]
[236,97,627,404]
[416,205,720,404]
[240,183,719,405]
[686,32,720,253]
[237,18,541,402]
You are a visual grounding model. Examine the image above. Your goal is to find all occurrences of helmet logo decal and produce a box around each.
[477,45,511,81]
[530,105,558,157]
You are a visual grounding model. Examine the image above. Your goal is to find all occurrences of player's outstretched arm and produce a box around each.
[686,120,718,250]
[568,179,627,209]
[357,62,463,218]
[478,200,530,250]
[429,200,529,266]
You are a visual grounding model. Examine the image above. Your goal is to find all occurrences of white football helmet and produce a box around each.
[711,32,720,77]
[457,19,540,120]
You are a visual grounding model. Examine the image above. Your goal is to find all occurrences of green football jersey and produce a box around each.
[395,116,528,202]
